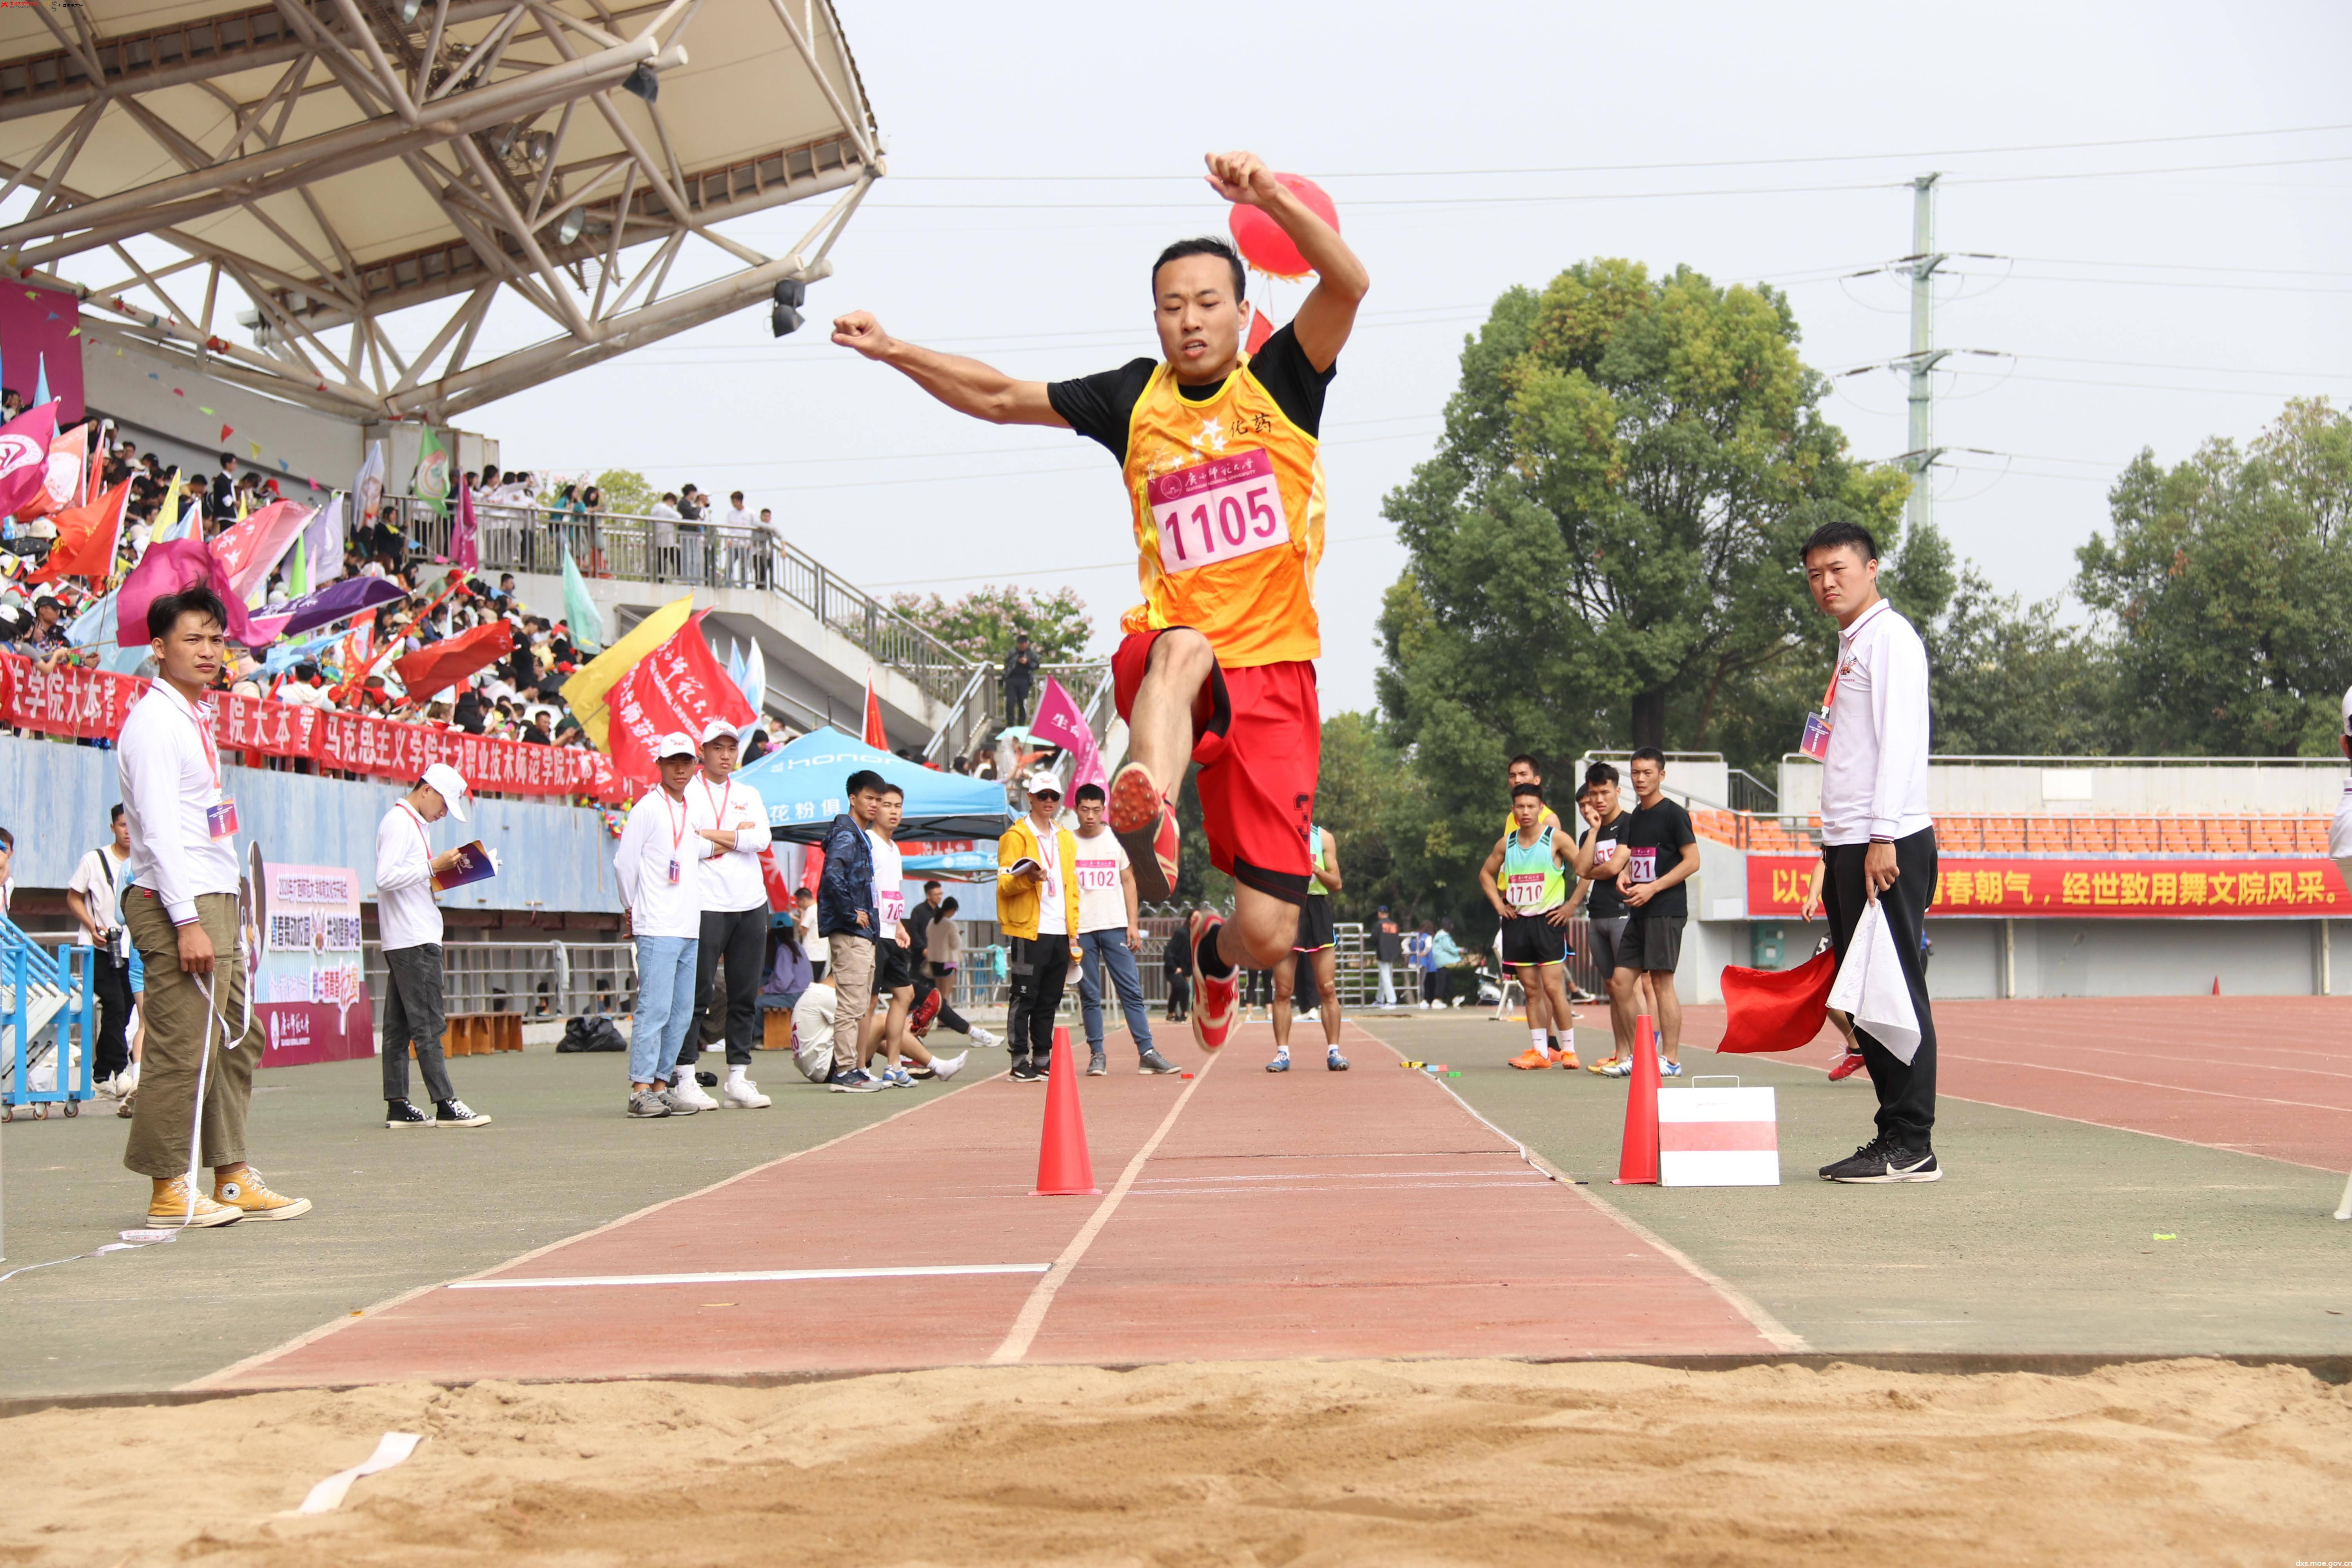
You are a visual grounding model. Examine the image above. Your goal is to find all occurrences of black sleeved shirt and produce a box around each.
[1617,799,1697,920]
[1579,814,1630,919]
[1046,324,1334,465]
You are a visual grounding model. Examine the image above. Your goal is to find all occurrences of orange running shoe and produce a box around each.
[1187,910,1236,1051]
[1108,761,1179,901]
[1508,1048,1550,1070]
[1554,1050,1581,1070]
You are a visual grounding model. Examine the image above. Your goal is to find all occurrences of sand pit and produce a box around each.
[1,1357,2346,1565]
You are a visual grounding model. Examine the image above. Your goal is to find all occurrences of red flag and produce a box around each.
[27,476,131,585]
[862,666,887,748]
[608,612,756,785]
[1716,947,1838,1053]
[0,401,61,518]
[390,618,514,701]
[118,537,276,648]
[1244,303,1276,356]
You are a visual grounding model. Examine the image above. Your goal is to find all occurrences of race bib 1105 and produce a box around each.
[1148,448,1289,576]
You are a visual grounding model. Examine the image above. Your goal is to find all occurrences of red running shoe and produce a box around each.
[1109,760,1179,901]
[1188,909,1236,1051]
[909,983,942,1038]
[1827,1050,1868,1082]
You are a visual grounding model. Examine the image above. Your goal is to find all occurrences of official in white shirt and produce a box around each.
[679,718,774,1110]
[117,583,310,1229]
[64,804,136,1092]
[615,733,715,1118]
[2331,684,2352,897]
[1068,781,1175,1076]
[375,763,492,1129]
[1802,521,1942,1184]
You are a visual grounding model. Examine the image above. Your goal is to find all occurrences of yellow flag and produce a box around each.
[566,592,694,750]
[154,467,183,541]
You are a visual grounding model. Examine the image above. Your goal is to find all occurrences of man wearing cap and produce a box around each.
[617,734,717,1117]
[679,718,775,1109]
[996,769,1082,1082]
[377,764,493,1128]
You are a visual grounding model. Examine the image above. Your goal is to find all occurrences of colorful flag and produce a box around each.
[412,426,452,517]
[211,499,316,601]
[152,466,185,542]
[608,612,755,785]
[449,470,478,570]
[561,543,602,652]
[16,421,87,522]
[296,489,343,587]
[1030,675,1106,795]
[259,576,406,643]
[33,351,49,410]
[566,592,693,749]
[391,617,514,699]
[0,400,60,518]
[353,441,385,530]
[1716,948,1837,1054]
[26,475,131,584]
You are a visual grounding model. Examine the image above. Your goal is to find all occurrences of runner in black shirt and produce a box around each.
[1588,748,1700,1076]
[1571,770,1634,1072]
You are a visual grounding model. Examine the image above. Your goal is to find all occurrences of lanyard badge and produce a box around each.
[1800,656,1846,761]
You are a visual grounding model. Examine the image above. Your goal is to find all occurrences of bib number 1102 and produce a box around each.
[1148,447,1290,575]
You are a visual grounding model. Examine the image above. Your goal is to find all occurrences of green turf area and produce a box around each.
[0,1042,992,1399]
[1352,1011,2352,1358]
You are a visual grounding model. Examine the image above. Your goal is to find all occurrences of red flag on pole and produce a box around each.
[27,476,131,584]
[1715,948,1838,1053]
[862,665,887,748]
[390,618,515,701]
[609,612,757,786]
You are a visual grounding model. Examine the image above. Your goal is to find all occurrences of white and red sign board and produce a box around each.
[1658,1085,1780,1187]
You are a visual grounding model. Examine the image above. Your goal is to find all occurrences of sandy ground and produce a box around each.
[0,1358,2346,1566]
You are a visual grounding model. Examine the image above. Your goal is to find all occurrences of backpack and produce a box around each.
[557,1014,626,1053]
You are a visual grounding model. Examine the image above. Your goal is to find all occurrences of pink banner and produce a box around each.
[0,283,82,423]
[0,654,624,802]
[1029,675,1105,795]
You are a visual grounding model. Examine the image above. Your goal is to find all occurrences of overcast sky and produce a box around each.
[454,0,2350,716]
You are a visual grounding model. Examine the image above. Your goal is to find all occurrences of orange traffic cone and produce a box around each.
[1613,1014,1661,1186]
[1033,1026,1100,1196]
[2211,976,2221,996]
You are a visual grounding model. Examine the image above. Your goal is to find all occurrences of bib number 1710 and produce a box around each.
[1148,447,1290,575]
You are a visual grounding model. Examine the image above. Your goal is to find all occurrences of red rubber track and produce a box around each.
[203,1022,1776,1390]
[1678,996,2352,1171]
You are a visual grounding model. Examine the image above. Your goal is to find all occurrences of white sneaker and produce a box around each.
[722,1077,772,1109]
[968,1025,1000,1048]
[931,1051,967,1081]
[670,1078,720,1111]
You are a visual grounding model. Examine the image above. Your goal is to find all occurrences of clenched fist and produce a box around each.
[831,310,893,359]
[1203,150,1281,207]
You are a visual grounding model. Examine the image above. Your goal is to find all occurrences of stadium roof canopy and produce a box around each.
[0,0,879,421]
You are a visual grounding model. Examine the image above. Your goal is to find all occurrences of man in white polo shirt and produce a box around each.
[679,717,774,1109]
[2333,684,2352,897]
[1070,781,1178,1076]
[1802,520,1941,1183]
[376,763,493,1129]
[615,733,715,1118]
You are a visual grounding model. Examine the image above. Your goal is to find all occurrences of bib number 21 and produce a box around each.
[1148,448,1289,575]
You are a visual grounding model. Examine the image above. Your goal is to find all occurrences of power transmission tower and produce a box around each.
[1900,173,1948,536]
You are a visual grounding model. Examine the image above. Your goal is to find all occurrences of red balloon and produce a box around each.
[1227,174,1339,281]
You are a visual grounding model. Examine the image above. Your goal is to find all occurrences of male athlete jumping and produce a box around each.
[832,149,1369,1050]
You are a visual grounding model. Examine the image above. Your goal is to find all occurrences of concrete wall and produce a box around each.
[81,325,363,487]
[1781,756,2347,819]
[0,735,619,916]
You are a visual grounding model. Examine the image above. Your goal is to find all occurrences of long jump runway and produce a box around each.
[198,1021,1782,1391]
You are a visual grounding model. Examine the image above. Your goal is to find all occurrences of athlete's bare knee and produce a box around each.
[1143,628,1214,690]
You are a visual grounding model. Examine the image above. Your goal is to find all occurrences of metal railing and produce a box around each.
[361,940,639,1029]
[378,495,976,710]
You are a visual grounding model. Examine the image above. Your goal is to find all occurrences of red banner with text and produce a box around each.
[1748,854,2352,920]
[0,653,623,802]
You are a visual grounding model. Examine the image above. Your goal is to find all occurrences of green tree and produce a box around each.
[585,468,656,515]
[1310,710,1425,925]
[2075,397,2352,755]
[1378,260,1924,883]
[1924,566,2120,756]
[889,584,1093,667]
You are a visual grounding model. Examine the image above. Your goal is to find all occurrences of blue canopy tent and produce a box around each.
[736,731,1014,846]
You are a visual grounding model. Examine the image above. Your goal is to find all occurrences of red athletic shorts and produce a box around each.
[1111,628,1318,904]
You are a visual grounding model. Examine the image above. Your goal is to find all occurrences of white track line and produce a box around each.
[182,1071,1005,1391]
[1352,1020,1810,1354]
[987,1048,1223,1365]
[451,1263,1049,1290]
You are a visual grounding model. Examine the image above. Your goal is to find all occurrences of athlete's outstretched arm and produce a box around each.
[830,311,1068,427]
[1203,150,1369,373]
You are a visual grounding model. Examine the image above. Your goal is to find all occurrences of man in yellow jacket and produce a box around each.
[997,769,1083,1082]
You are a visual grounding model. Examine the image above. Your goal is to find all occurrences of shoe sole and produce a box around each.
[1829,1167,1942,1183]
[628,1108,672,1117]
[723,1098,772,1108]
[1108,764,1176,901]
[1139,1063,1180,1075]
[224,1196,312,1221]
[434,1117,493,1127]
[827,1084,880,1094]
[1328,1061,1349,1071]
[147,1208,240,1229]
[385,1120,432,1128]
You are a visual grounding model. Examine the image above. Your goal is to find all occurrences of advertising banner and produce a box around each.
[1747,854,2352,920]
[256,861,372,1067]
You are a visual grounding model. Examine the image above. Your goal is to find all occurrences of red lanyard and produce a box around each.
[181,693,223,793]
[1821,601,1889,711]
[659,788,687,853]
[699,775,733,844]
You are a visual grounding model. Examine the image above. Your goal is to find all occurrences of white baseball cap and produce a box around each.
[421,761,471,822]
[655,731,697,760]
[1023,768,1064,798]
[698,716,739,746]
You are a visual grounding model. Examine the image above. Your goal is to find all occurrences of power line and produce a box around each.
[881,123,2352,182]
